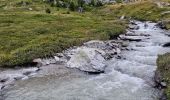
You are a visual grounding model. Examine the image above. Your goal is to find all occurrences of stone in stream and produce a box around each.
[83,40,121,60]
[163,42,170,47]
[130,20,137,25]
[119,35,142,42]
[128,24,140,30]
[22,67,40,76]
[0,76,9,83]
[156,21,167,29]
[54,56,67,63]
[13,74,25,80]
[67,47,106,73]
[0,84,5,90]
[125,32,150,37]
[83,40,107,49]
[160,82,167,88]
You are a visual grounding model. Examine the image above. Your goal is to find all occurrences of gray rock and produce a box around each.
[13,74,25,80]
[163,42,170,47]
[160,82,167,88]
[125,32,150,37]
[156,21,167,29]
[67,47,106,73]
[33,58,42,66]
[84,40,106,49]
[22,67,40,76]
[0,76,9,83]
[119,35,142,42]
[129,25,139,30]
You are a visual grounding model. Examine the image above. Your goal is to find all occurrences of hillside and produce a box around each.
[0,0,169,67]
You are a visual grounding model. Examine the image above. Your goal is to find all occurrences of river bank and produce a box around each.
[156,53,170,99]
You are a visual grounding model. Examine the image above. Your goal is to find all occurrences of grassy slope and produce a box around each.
[0,0,126,67]
[0,0,169,67]
[157,53,170,99]
[107,1,170,28]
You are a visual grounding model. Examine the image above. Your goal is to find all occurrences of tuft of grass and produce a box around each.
[157,53,170,99]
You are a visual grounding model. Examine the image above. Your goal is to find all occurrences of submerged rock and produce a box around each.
[22,67,40,76]
[125,32,150,37]
[0,76,9,83]
[119,35,142,42]
[67,47,106,73]
[163,42,170,47]
[156,21,167,29]
[129,25,139,30]
[13,74,25,80]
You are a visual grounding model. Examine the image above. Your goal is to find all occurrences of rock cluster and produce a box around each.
[66,40,121,73]
[0,67,40,91]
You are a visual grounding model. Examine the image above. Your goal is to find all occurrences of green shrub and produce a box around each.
[45,8,51,13]
[96,0,103,7]
[115,0,122,3]
[69,1,76,11]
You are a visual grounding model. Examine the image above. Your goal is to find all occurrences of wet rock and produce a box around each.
[33,58,42,66]
[82,40,121,60]
[119,35,142,42]
[163,42,170,47]
[159,90,168,100]
[42,58,57,65]
[154,71,167,89]
[125,32,150,37]
[54,56,60,61]
[56,53,65,58]
[156,21,167,29]
[139,33,150,37]
[165,31,170,37]
[22,67,40,76]
[154,70,162,86]
[116,55,122,59]
[33,58,57,66]
[84,40,107,49]
[0,76,9,83]
[129,25,139,30]
[67,47,106,73]
[130,20,137,25]
[120,15,125,20]
[160,82,167,88]
[121,41,129,47]
[54,56,67,64]
[13,74,25,80]
[0,84,5,90]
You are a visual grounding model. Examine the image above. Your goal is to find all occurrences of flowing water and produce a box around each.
[1,21,170,100]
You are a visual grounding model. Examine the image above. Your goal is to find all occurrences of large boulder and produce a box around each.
[67,47,106,73]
